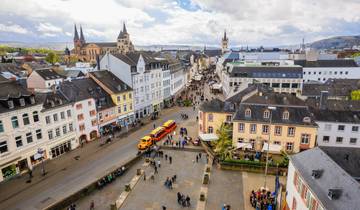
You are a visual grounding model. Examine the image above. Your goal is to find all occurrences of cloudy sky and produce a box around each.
[0,0,359,47]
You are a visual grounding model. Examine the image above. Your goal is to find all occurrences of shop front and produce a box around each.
[50,140,72,158]
[1,164,17,180]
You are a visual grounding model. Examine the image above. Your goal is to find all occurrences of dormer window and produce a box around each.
[282,111,289,120]
[19,98,25,107]
[245,108,251,118]
[263,110,270,119]
[30,96,35,104]
[8,100,14,109]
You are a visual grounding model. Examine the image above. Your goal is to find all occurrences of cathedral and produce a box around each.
[72,23,134,63]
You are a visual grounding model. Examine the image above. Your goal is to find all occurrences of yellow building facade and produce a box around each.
[198,111,232,134]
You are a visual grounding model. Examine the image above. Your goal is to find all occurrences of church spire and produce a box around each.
[223,29,228,41]
[73,24,79,41]
[80,25,85,43]
[123,22,127,34]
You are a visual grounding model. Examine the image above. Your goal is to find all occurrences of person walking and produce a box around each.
[143,171,146,181]
[196,155,199,163]
[90,200,95,210]
[162,206,167,210]
[153,124,156,129]
[157,159,161,168]
[186,195,191,207]
[165,154,168,160]
[169,156,172,164]
[154,166,158,174]
[199,153,202,159]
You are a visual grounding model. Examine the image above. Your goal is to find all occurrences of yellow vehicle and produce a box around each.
[137,136,154,150]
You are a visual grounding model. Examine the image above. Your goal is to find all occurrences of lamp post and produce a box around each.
[264,106,276,190]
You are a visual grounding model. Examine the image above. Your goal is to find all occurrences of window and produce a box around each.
[117,96,121,102]
[282,111,289,120]
[60,111,65,119]
[26,132,33,143]
[226,115,232,122]
[301,134,310,144]
[286,142,293,151]
[352,126,359,132]
[118,106,121,113]
[324,124,332,131]
[46,116,51,124]
[292,197,297,210]
[77,114,84,121]
[208,126,213,133]
[263,110,270,119]
[90,110,96,116]
[76,104,82,109]
[88,100,92,106]
[238,123,245,132]
[33,111,39,122]
[55,128,60,137]
[69,123,73,132]
[130,103,132,110]
[250,124,257,133]
[48,130,53,140]
[123,104,127,112]
[15,136,23,147]
[67,110,72,117]
[245,108,251,118]
[79,124,85,131]
[0,141,8,154]
[275,126,282,135]
[36,129,42,140]
[11,116,19,128]
[123,95,126,100]
[0,120,3,133]
[322,136,329,143]
[274,141,281,145]
[336,137,343,143]
[288,127,295,136]
[53,113,58,122]
[338,125,345,131]
[262,125,269,134]
[349,138,357,144]
[63,125,67,134]
[208,114,213,122]
[129,93,132,99]
[91,119,97,126]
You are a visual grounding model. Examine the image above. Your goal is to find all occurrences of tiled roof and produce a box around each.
[306,98,360,111]
[227,65,303,78]
[200,99,235,113]
[84,42,117,48]
[34,69,66,80]
[89,70,132,94]
[302,79,360,97]
[311,109,360,123]
[290,147,360,210]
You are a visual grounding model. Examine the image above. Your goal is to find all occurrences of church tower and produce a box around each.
[117,23,134,54]
[73,24,83,55]
[79,25,86,45]
[221,29,229,54]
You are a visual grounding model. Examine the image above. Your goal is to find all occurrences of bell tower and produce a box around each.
[221,29,229,54]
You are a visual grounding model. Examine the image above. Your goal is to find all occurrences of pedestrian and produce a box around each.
[144,171,146,181]
[196,155,198,163]
[154,166,158,174]
[199,153,202,158]
[28,168,33,179]
[169,156,172,164]
[162,206,167,210]
[186,195,191,206]
[169,180,173,189]
[90,200,95,210]
[153,124,156,129]
[157,159,161,168]
[151,174,155,182]
[177,192,182,204]
[165,154,168,160]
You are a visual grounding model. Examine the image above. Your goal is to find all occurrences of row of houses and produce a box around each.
[0,51,189,182]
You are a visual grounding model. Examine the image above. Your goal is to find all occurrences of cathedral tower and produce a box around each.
[117,23,134,54]
[221,29,229,54]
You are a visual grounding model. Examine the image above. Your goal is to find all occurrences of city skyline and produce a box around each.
[0,0,360,47]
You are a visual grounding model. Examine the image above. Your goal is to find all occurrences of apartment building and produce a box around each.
[27,68,65,90]
[286,147,360,210]
[232,92,317,153]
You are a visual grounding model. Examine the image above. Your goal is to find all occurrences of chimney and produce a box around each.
[96,54,100,70]
[319,91,329,110]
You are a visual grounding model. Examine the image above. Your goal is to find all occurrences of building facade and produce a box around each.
[72,23,134,63]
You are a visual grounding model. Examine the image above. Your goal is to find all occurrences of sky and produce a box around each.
[0,0,360,47]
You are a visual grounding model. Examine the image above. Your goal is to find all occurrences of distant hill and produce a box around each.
[310,35,360,49]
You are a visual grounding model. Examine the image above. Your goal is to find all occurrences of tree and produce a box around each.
[214,124,233,160]
[45,52,60,64]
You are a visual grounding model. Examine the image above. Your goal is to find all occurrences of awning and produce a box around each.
[199,133,219,142]
[236,142,253,149]
[212,83,222,90]
[261,143,282,153]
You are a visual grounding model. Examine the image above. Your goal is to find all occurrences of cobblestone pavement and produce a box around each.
[121,150,206,210]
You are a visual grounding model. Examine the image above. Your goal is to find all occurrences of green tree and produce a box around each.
[214,124,233,160]
[45,52,60,64]
[351,90,360,100]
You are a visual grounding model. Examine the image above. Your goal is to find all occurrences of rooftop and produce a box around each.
[291,147,360,210]
[89,70,132,94]
[34,68,66,80]
[311,109,360,123]
[294,59,358,67]
[302,79,360,97]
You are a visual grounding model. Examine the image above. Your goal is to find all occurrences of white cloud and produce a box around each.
[0,23,28,34]
[0,0,360,46]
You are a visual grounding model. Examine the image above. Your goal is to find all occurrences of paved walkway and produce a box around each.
[0,106,191,210]
[121,150,206,210]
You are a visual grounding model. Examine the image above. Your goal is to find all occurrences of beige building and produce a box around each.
[72,24,134,63]
[232,92,318,154]
[27,69,65,90]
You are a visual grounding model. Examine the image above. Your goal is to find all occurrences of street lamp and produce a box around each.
[264,106,276,190]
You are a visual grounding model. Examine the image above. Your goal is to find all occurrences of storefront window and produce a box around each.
[1,165,17,179]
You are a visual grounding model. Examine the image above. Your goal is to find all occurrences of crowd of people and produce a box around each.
[177,192,191,207]
[250,189,276,210]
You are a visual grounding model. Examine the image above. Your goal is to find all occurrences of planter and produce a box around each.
[200,193,206,201]
[203,173,209,184]
[136,169,141,176]
[206,166,211,173]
